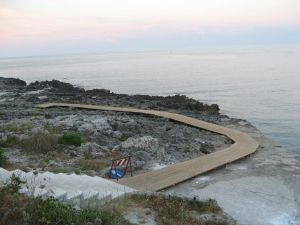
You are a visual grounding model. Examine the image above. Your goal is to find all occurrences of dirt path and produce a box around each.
[36,103,259,192]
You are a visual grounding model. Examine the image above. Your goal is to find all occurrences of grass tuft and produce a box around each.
[23,133,58,153]
[0,122,33,133]
[75,159,108,171]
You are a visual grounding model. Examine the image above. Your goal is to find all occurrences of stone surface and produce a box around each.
[124,207,156,225]
[165,125,300,225]
[0,77,231,175]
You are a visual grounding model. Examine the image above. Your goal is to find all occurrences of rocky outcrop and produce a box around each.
[0,77,232,175]
[0,77,220,114]
[0,77,26,89]
[27,79,85,94]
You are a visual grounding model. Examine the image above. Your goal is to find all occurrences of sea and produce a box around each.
[0,45,299,153]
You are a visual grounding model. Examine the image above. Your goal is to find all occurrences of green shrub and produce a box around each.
[58,133,82,146]
[28,198,110,225]
[23,133,58,153]
[0,185,111,225]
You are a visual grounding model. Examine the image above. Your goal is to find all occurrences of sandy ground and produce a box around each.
[164,123,300,225]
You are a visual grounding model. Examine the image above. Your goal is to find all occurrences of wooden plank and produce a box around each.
[35,103,259,192]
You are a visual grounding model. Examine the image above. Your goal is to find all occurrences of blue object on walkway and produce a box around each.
[109,169,125,179]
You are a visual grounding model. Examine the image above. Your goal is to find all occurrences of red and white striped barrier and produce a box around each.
[110,156,133,180]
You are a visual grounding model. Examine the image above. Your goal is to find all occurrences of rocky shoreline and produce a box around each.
[1,77,299,225]
[0,77,237,177]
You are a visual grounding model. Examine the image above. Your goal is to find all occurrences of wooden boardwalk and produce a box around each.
[36,103,259,192]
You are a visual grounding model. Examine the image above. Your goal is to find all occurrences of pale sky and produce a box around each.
[0,0,300,57]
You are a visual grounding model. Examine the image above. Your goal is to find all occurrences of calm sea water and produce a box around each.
[0,46,299,153]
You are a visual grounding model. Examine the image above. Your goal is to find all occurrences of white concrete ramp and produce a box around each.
[0,168,135,208]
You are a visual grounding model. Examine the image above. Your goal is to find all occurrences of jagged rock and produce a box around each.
[121,136,159,153]
[0,77,26,88]
[192,211,236,225]
[93,118,112,133]
[133,160,146,170]
[16,134,29,142]
[53,116,77,128]
[199,143,213,154]
[134,151,153,162]
[85,89,111,96]
[124,207,156,225]
[27,80,84,94]
[30,127,49,134]
[156,147,166,160]
[78,124,97,136]
[112,131,122,139]
[79,142,107,158]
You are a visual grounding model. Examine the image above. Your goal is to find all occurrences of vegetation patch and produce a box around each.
[0,177,231,225]
[102,194,228,225]
[0,186,110,225]
[0,122,33,133]
[23,133,59,153]
[75,159,108,171]
[49,167,75,174]
[59,133,82,146]
[0,149,6,166]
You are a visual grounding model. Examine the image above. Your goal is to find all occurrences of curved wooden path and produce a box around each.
[36,103,259,192]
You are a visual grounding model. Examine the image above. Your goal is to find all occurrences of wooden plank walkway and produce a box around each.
[36,103,259,192]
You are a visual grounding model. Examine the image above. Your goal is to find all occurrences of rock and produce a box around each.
[78,124,97,136]
[38,96,48,100]
[85,89,111,96]
[0,77,26,88]
[210,104,220,112]
[93,118,112,133]
[69,150,78,157]
[134,151,153,162]
[121,136,159,153]
[30,127,49,135]
[27,80,84,94]
[16,134,29,142]
[44,113,52,119]
[192,211,236,225]
[133,160,146,170]
[156,147,165,160]
[47,160,61,167]
[52,115,84,129]
[124,207,156,225]
[26,95,39,102]
[112,131,122,139]
[199,142,214,154]
[79,142,107,158]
